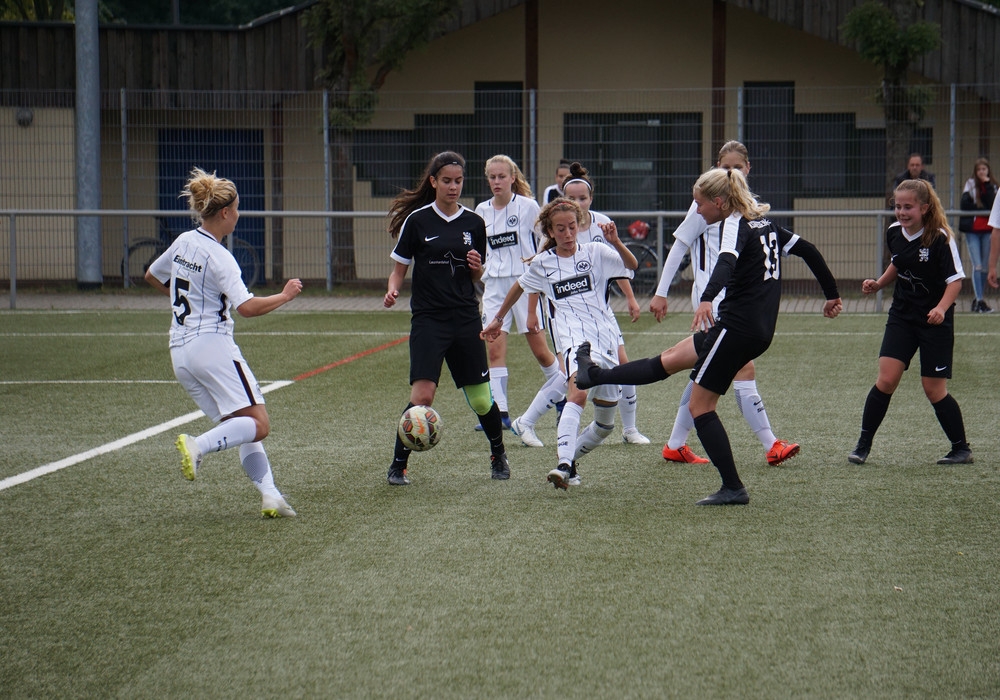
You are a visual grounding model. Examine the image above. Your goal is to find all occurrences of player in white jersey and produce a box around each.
[561,162,650,445]
[482,198,638,490]
[474,155,562,443]
[539,159,571,205]
[649,141,799,467]
[145,167,302,518]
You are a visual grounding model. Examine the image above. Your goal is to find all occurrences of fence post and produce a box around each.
[121,87,130,288]
[9,214,16,310]
[323,90,333,292]
[876,212,885,313]
[656,215,664,285]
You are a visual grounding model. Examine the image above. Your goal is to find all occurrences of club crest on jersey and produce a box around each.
[919,248,929,262]
[552,274,592,299]
[507,215,519,228]
[463,232,473,246]
[488,231,518,249]
[576,260,592,272]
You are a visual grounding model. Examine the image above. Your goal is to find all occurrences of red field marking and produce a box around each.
[293,335,409,381]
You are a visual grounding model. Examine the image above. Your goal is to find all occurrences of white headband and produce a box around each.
[562,178,592,192]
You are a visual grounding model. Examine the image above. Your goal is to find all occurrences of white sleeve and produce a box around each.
[990,194,1000,230]
[653,201,703,297]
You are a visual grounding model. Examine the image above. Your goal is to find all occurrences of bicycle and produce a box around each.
[609,219,689,299]
[122,219,261,289]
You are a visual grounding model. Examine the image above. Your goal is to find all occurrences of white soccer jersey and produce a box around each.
[475,194,541,279]
[146,228,254,349]
[654,200,723,314]
[517,241,633,357]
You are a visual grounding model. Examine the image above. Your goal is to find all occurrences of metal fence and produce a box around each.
[1,84,997,290]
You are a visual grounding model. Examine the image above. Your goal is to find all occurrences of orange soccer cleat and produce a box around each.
[766,439,801,466]
[662,444,710,464]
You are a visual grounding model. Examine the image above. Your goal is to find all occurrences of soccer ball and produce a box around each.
[397,405,442,451]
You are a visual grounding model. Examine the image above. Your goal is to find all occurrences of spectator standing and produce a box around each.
[958,158,998,312]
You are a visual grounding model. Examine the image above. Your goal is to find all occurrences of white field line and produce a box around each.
[0,380,293,492]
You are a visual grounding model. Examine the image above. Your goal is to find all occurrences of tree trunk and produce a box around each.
[330,129,358,283]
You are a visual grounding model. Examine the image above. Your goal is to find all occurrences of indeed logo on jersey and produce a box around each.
[552,274,592,299]
[488,231,519,249]
[173,255,203,273]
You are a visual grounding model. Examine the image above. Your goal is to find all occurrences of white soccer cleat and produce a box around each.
[622,428,651,445]
[261,494,297,518]
[510,416,544,447]
[547,465,571,490]
[176,434,203,481]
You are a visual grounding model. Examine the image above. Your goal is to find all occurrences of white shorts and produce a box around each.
[170,334,264,422]
[481,276,545,335]
[564,342,621,403]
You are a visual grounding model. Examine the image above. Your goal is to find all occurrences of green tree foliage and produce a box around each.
[0,0,70,20]
[303,0,455,282]
[841,1,941,205]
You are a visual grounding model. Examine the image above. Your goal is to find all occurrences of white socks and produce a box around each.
[618,384,638,431]
[556,401,584,466]
[520,370,567,427]
[667,380,696,449]
[490,366,509,413]
[239,441,281,498]
[195,415,257,455]
[734,379,777,448]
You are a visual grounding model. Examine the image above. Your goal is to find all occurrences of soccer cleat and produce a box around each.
[510,416,544,447]
[547,464,571,490]
[567,461,581,486]
[696,486,750,505]
[662,444,710,464]
[622,428,651,445]
[491,452,511,480]
[847,441,871,465]
[475,415,513,432]
[387,467,410,486]
[573,341,597,389]
[261,494,297,518]
[937,448,974,464]
[176,434,202,481]
[766,439,800,466]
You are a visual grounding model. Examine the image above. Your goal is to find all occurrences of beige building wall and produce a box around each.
[0,107,76,281]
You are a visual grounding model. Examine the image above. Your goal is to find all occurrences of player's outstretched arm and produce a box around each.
[237,278,303,318]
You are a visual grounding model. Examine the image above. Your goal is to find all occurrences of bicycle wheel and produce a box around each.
[230,238,261,288]
[122,238,166,288]
[610,242,659,298]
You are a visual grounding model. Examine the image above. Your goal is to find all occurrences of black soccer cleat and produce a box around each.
[696,486,750,506]
[387,467,410,486]
[574,341,598,389]
[491,452,510,480]
[847,441,871,465]
[937,448,973,465]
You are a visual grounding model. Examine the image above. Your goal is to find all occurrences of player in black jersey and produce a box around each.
[384,151,509,485]
[574,167,842,505]
[848,179,972,466]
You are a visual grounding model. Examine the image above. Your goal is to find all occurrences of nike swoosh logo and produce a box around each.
[935,365,947,372]
[425,236,440,242]
[482,370,489,377]
[545,270,557,277]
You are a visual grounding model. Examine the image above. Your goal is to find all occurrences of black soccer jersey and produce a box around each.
[390,202,488,313]
[885,222,965,322]
[701,213,837,340]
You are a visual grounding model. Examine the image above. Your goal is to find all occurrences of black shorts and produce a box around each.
[879,313,954,378]
[409,309,489,388]
[690,326,771,395]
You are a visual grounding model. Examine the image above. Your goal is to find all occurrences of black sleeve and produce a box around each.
[786,233,840,300]
[699,251,737,303]
[983,184,998,210]
[960,191,976,211]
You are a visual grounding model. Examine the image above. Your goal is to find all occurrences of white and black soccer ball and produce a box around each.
[397,405,442,452]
